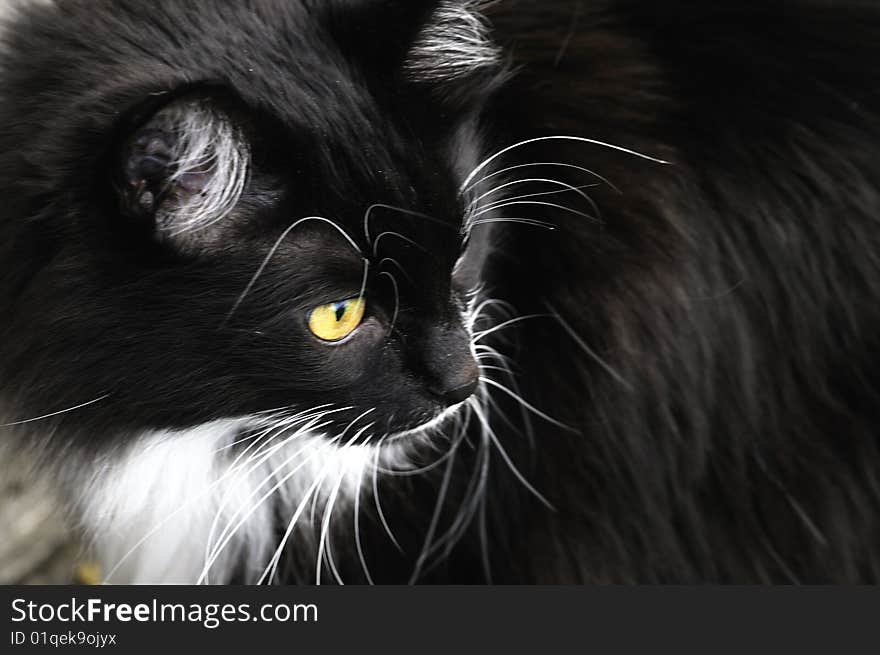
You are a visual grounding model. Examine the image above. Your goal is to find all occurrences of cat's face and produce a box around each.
[0,0,504,445]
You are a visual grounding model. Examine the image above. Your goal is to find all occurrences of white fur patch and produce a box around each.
[76,418,384,584]
[405,1,501,82]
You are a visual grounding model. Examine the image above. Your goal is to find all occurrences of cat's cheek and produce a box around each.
[353,316,388,344]
[310,317,388,380]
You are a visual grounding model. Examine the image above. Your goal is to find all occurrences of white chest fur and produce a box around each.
[77,419,376,584]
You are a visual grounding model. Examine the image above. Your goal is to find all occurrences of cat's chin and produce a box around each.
[382,397,475,444]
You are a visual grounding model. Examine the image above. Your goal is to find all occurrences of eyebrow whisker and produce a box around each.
[379,271,401,332]
[222,216,363,326]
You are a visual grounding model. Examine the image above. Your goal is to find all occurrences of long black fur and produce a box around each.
[2,0,880,583]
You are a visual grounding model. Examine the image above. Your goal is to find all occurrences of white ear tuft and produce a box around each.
[161,101,250,236]
[405,1,501,82]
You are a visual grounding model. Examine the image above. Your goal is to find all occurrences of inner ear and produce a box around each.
[116,94,250,244]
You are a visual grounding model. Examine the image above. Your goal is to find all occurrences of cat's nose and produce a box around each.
[436,361,480,405]
[428,346,480,406]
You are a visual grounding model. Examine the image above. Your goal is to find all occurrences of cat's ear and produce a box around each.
[323,1,501,85]
[115,95,249,247]
[403,0,502,84]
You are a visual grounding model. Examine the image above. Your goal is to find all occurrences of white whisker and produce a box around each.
[470,218,556,230]
[472,313,550,342]
[199,432,344,584]
[224,216,363,325]
[372,230,429,259]
[471,177,598,210]
[372,440,404,552]
[409,434,461,584]
[258,449,339,585]
[1,394,110,427]
[378,257,415,286]
[461,135,669,191]
[353,464,375,585]
[477,182,602,210]
[316,427,370,585]
[471,200,597,222]
[104,410,331,583]
[202,409,350,576]
[364,203,450,247]
[466,161,622,194]
[472,402,554,511]
[379,271,401,331]
[479,376,571,430]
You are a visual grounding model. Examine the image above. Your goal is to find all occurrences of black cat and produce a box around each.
[2,0,879,584]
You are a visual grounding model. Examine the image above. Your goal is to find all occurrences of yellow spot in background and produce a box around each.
[73,561,102,586]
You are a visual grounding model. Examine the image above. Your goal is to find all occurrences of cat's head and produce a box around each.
[0,0,507,445]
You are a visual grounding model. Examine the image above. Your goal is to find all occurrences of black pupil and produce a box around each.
[334,303,346,322]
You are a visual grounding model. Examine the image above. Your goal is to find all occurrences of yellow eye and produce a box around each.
[308,297,366,342]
